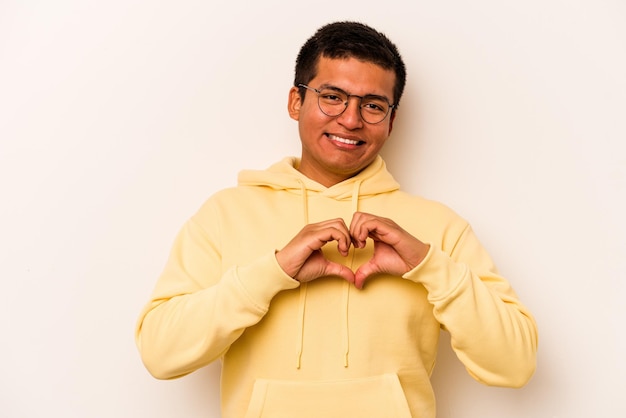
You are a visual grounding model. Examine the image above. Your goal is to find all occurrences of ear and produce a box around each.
[287,86,302,121]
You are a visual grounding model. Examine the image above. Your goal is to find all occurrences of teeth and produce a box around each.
[329,135,360,145]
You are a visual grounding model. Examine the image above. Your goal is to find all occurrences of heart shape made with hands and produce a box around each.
[276,213,429,289]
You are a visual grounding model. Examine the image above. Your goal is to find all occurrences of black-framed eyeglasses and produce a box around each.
[298,84,395,124]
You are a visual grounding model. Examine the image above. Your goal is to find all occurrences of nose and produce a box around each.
[335,97,364,129]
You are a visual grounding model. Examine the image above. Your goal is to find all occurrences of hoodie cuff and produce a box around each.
[234,252,300,311]
[402,244,468,301]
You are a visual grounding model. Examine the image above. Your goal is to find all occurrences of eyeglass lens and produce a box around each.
[316,89,391,124]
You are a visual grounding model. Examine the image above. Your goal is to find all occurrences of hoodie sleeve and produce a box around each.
[135,202,299,380]
[403,223,538,388]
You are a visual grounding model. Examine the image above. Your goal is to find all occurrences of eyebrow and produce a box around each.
[318,83,392,104]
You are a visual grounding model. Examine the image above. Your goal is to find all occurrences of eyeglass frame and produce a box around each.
[297,83,396,124]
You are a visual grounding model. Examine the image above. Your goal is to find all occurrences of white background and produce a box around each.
[1,1,624,417]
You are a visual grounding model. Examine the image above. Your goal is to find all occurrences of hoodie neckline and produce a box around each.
[237,155,400,199]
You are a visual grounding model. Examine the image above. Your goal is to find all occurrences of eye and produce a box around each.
[319,91,346,104]
[361,99,388,114]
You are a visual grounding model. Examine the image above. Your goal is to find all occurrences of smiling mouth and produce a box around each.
[327,134,364,146]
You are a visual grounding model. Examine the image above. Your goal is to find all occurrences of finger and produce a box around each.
[350,212,384,247]
[296,222,349,249]
[348,212,367,247]
[354,262,378,289]
[325,262,356,284]
[311,219,352,252]
[312,226,352,255]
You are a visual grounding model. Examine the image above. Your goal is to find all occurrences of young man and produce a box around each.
[136,21,538,418]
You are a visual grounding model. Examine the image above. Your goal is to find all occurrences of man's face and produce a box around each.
[288,56,397,187]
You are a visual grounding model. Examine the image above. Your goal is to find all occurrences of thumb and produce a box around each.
[324,261,356,285]
[353,261,379,289]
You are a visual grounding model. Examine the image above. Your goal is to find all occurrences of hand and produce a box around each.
[350,212,430,289]
[275,219,356,284]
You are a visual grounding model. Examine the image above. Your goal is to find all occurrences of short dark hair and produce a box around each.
[294,21,407,109]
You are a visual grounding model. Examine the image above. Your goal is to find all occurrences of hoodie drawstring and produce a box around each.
[295,180,308,369]
[294,178,363,369]
[296,281,308,369]
[343,180,362,367]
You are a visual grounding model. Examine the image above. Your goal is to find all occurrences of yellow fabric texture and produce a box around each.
[136,156,538,418]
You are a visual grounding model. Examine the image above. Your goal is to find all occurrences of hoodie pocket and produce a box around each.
[244,373,412,418]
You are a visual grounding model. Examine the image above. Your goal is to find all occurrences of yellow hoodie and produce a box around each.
[136,156,537,418]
